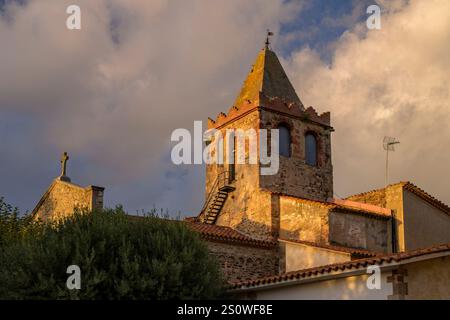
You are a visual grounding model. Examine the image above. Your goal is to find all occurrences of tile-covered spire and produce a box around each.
[234,46,304,109]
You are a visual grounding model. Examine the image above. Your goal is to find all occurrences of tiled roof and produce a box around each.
[231,243,450,289]
[346,181,450,216]
[273,192,391,219]
[331,198,391,216]
[278,238,380,258]
[209,47,331,129]
[234,47,303,110]
[403,182,450,215]
[345,181,401,201]
[331,203,391,219]
[186,222,277,248]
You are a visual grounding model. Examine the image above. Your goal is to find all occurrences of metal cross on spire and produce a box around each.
[59,152,71,182]
[265,29,274,48]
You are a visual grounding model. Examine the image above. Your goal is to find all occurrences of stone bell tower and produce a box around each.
[200,37,333,239]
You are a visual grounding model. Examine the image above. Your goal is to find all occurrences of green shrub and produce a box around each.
[0,207,224,300]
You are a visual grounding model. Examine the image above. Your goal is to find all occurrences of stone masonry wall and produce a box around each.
[33,180,103,222]
[216,190,274,240]
[88,186,105,211]
[259,110,333,202]
[385,185,404,252]
[208,110,276,240]
[329,211,389,253]
[279,195,330,244]
[207,107,334,240]
[206,240,279,283]
[205,110,260,198]
[346,184,403,252]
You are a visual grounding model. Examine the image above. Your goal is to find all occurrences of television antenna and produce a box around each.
[383,136,400,186]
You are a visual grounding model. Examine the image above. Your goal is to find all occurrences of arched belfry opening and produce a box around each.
[305,132,318,166]
[278,124,291,157]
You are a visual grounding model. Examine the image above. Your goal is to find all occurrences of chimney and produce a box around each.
[86,185,105,211]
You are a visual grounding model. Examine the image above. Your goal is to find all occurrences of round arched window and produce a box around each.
[305,133,317,166]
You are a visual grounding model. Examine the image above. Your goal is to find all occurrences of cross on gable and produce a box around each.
[59,152,71,182]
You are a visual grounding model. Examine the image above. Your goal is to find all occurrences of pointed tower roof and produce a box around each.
[234,47,304,109]
[208,42,331,130]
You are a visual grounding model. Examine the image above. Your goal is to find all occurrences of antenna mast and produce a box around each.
[383,136,400,187]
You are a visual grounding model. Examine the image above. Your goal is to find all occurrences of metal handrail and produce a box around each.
[200,171,230,215]
[201,176,219,214]
[217,171,230,190]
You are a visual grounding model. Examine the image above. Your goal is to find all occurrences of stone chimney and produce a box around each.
[87,185,105,211]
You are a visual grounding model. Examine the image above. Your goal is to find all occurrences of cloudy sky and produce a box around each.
[0,0,449,216]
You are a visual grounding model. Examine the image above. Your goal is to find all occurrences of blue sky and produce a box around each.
[1,0,449,216]
[279,0,373,58]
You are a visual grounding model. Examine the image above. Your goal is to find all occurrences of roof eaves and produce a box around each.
[186,222,277,249]
[345,181,407,200]
[403,182,450,215]
[331,205,391,220]
[230,243,450,291]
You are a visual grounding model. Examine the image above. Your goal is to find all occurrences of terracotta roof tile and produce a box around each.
[186,222,277,248]
[233,47,303,109]
[231,243,450,289]
[273,192,391,219]
[345,181,404,201]
[346,181,450,216]
[403,182,450,215]
[331,204,391,219]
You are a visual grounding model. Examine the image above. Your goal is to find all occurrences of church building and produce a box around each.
[31,39,450,300]
[191,40,450,299]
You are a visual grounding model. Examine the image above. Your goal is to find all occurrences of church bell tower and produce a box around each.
[200,35,333,239]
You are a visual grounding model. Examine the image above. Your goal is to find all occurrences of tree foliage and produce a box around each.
[0,205,224,299]
[0,197,36,246]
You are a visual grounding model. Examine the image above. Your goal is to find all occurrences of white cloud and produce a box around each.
[2,0,448,213]
[0,0,301,213]
[286,0,450,202]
